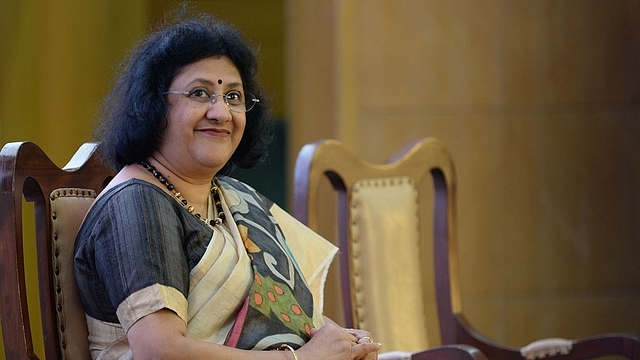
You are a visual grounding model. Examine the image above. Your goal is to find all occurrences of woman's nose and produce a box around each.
[205,97,232,122]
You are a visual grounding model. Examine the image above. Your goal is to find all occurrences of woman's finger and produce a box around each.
[343,328,374,343]
[350,341,382,359]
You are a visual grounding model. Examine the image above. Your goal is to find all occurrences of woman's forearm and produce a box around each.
[127,309,291,360]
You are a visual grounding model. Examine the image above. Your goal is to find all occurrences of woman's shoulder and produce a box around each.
[88,178,176,219]
[99,178,169,201]
[77,178,190,243]
[97,163,165,199]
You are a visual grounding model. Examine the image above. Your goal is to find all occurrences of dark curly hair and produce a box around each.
[95,12,271,175]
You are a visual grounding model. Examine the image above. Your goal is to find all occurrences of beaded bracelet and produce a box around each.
[278,344,299,360]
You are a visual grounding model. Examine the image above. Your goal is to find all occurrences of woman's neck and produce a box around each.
[145,156,213,211]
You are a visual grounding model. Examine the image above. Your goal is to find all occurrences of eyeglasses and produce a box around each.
[164,88,259,113]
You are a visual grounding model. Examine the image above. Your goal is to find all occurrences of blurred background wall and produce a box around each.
[1,0,639,358]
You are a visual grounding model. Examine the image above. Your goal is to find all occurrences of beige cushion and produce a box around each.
[50,188,95,360]
[349,176,430,352]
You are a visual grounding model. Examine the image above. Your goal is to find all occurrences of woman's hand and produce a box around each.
[345,328,379,360]
[296,323,380,360]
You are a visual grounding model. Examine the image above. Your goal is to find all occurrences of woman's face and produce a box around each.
[158,56,246,177]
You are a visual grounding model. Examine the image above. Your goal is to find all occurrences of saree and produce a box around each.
[74,177,337,359]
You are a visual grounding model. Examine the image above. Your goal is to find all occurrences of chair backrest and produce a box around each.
[293,138,462,353]
[0,142,114,360]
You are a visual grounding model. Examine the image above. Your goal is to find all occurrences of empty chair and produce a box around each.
[293,138,640,360]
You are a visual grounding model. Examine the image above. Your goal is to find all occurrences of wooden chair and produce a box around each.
[0,141,113,360]
[292,138,640,360]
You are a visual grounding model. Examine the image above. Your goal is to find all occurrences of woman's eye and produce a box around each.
[226,91,242,103]
[189,89,211,99]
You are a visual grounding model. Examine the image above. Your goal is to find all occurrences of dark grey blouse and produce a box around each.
[74,179,213,324]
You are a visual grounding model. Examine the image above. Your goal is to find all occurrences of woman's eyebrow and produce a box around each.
[186,78,216,87]
[186,78,243,88]
[226,81,243,87]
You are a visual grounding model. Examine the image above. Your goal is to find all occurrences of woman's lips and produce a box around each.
[198,128,230,136]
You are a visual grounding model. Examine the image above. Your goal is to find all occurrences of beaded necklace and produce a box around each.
[140,161,225,227]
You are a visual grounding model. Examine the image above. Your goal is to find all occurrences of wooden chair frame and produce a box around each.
[0,142,113,360]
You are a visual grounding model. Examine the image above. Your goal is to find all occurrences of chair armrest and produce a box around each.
[378,351,412,360]
[411,345,488,360]
[520,338,573,359]
[568,333,640,360]
[454,313,640,359]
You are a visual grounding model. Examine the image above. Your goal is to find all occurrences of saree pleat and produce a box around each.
[187,198,253,343]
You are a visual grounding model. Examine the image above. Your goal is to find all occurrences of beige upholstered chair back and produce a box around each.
[348,176,425,349]
[0,142,113,360]
[293,138,461,353]
[50,188,97,360]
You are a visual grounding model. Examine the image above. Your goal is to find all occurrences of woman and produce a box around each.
[74,12,381,360]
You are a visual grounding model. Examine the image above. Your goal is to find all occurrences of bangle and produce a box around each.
[278,344,299,360]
